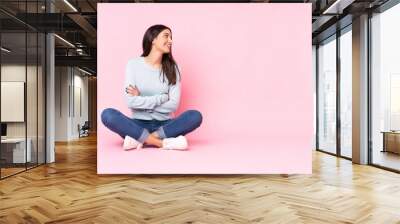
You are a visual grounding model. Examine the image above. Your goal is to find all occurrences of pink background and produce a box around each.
[97,3,313,174]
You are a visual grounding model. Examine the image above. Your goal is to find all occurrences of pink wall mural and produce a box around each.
[97,3,313,174]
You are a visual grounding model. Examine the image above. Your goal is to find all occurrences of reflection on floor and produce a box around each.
[341,147,352,158]
[373,150,400,171]
[0,163,42,179]
[1,135,400,223]
[0,167,25,177]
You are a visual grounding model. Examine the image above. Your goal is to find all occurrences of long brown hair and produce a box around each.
[141,24,180,85]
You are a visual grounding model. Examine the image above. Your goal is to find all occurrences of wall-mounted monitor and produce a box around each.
[1,81,25,122]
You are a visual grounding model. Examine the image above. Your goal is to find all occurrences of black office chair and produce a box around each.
[78,121,90,138]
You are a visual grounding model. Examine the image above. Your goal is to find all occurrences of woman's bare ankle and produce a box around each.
[144,134,162,148]
[151,132,159,138]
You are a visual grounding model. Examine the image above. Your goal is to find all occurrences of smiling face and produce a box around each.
[152,29,172,54]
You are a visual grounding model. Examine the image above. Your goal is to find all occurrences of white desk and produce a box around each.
[1,138,31,163]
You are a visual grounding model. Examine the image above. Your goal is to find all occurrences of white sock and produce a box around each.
[162,135,188,150]
[123,135,143,151]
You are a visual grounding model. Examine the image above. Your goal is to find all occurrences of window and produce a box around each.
[339,27,352,158]
[371,2,400,171]
[317,35,337,154]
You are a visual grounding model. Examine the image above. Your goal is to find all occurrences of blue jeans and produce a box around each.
[101,108,203,143]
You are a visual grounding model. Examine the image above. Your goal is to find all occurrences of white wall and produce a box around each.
[1,64,46,163]
[55,67,89,141]
[71,71,89,139]
[55,66,69,141]
[1,65,42,137]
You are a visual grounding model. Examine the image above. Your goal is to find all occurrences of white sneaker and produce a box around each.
[162,135,188,150]
[123,135,143,151]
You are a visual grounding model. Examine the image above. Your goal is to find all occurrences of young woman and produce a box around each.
[101,24,202,150]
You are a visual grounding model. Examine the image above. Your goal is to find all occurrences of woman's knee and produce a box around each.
[101,108,119,126]
[185,110,203,127]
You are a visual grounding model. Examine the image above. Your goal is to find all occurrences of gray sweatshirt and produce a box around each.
[124,56,181,120]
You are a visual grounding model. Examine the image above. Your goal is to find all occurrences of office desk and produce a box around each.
[1,138,32,163]
[381,131,400,154]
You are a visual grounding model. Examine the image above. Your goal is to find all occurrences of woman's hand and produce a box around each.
[126,85,140,96]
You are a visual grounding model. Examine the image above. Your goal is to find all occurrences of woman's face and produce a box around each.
[152,29,172,54]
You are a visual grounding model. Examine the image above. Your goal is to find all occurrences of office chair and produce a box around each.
[79,121,90,138]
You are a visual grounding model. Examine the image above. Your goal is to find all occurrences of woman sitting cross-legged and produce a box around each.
[101,24,202,150]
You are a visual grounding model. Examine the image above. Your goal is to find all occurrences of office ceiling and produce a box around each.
[0,0,392,75]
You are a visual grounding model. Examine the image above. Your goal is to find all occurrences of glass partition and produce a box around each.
[317,35,337,154]
[0,1,46,179]
[1,30,28,177]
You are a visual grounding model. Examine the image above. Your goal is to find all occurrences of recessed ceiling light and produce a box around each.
[1,47,11,53]
[78,67,93,76]
[63,0,78,12]
[323,0,354,15]
[54,34,75,48]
